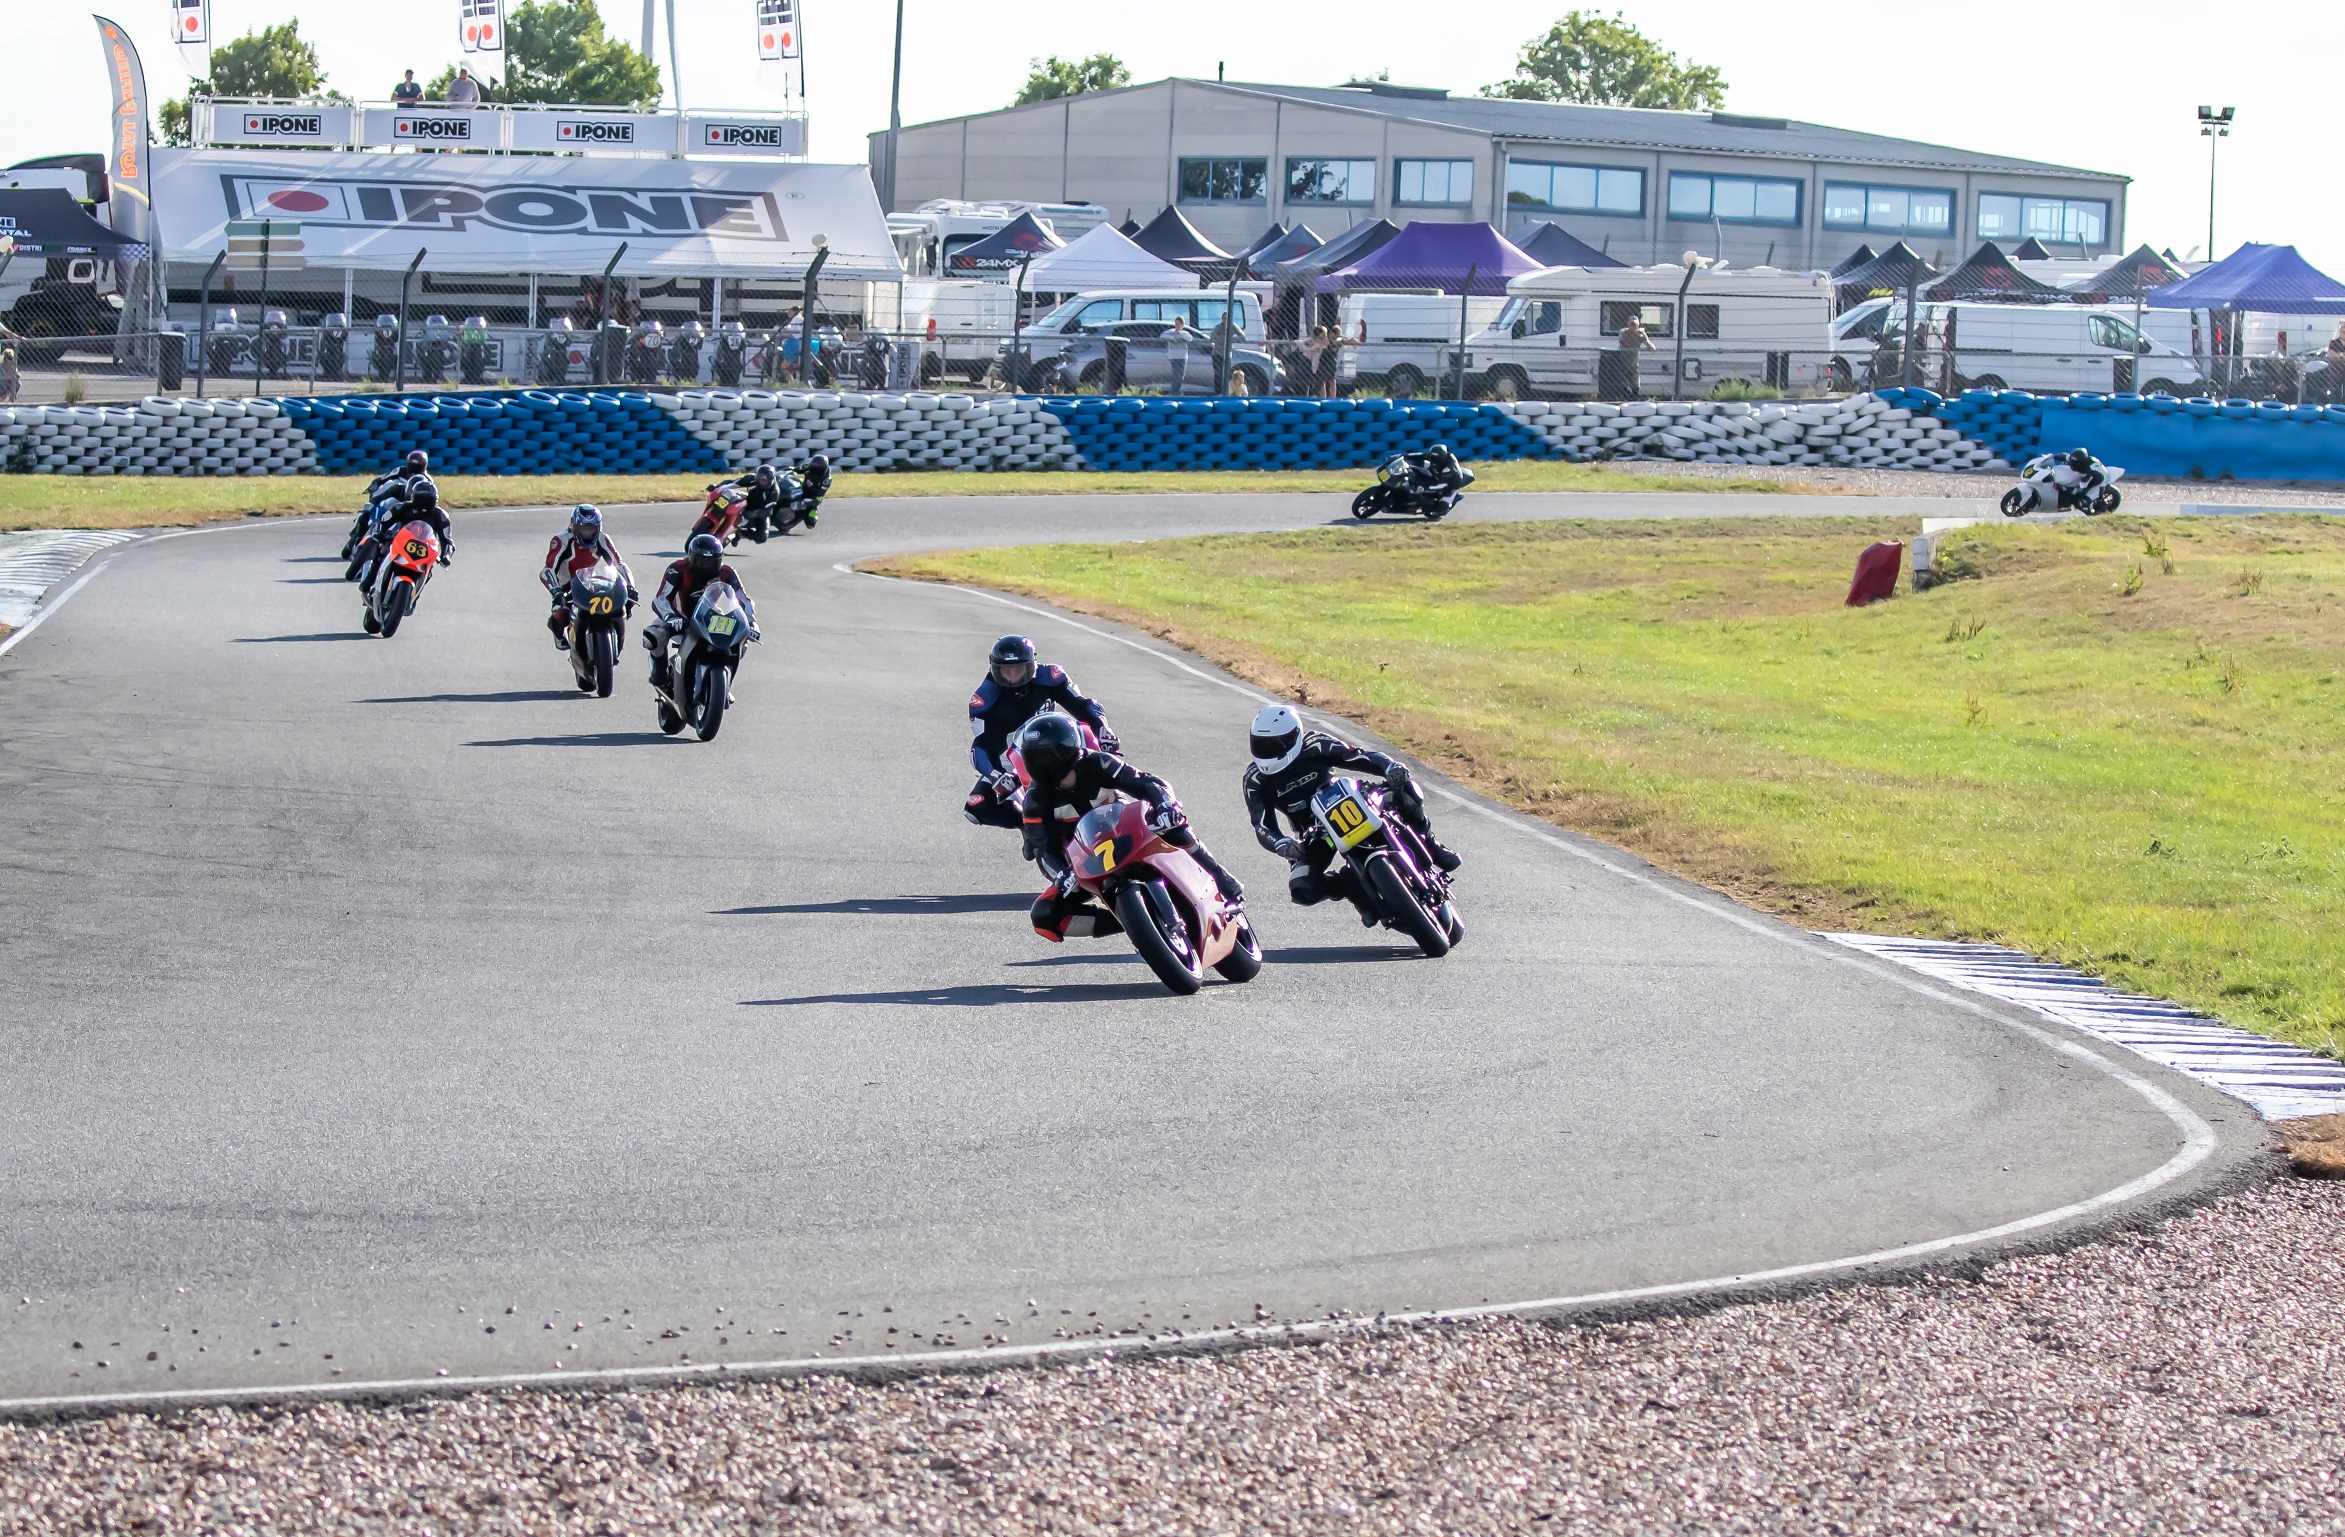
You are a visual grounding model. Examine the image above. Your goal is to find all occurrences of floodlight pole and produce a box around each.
[253,222,272,396]
[881,0,905,213]
[394,248,426,394]
[1451,262,1477,400]
[1218,256,1247,394]
[193,250,226,397]
[2198,106,2234,264]
[802,239,830,384]
[1673,252,1703,401]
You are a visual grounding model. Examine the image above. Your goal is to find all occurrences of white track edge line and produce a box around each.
[0,559,113,659]
[0,550,2221,1419]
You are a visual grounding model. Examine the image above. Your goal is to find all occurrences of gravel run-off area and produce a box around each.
[4,1161,2340,1535]
[1598,460,2345,506]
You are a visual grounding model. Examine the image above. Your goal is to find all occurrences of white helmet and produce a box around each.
[1249,703,1305,771]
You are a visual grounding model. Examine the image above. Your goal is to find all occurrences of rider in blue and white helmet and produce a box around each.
[540,503,634,650]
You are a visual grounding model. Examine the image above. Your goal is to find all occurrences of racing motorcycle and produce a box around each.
[2001,454,2124,517]
[565,559,633,698]
[1350,453,1474,521]
[363,520,441,638]
[771,467,825,536]
[654,581,755,741]
[1310,776,1462,957]
[1064,797,1263,995]
[699,482,750,546]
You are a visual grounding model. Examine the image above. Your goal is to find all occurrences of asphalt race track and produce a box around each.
[0,489,2254,1411]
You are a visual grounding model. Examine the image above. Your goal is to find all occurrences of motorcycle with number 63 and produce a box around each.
[1067,798,1263,996]
[363,521,440,638]
[1312,776,1464,957]
[653,582,755,741]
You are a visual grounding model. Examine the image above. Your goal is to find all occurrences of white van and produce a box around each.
[1457,265,1835,400]
[1849,301,2211,396]
[1005,288,1267,373]
[900,279,1018,383]
[1334,292,1509,397]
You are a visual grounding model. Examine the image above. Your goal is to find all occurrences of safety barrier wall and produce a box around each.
[5,385,2340,480]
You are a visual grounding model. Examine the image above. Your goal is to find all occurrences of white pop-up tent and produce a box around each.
[151,148,903,282]
[1022,224,1193,292]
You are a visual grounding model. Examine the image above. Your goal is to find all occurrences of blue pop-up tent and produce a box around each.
[1509,220,1626,269]
[2146,243,2345,315]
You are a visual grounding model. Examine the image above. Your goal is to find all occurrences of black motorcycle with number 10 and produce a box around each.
[1310,776,1463,956]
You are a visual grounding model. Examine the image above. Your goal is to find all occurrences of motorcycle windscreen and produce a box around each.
[1071,803,1136,881]
[694,584,747,644]
[572,562,626,616]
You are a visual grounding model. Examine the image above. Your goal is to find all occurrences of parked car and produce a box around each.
[1053,319,1282,395]
[1000,288,1267,386]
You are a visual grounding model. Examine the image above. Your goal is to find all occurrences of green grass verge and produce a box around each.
[0,459,1794,533]
[871,513,2345,1056]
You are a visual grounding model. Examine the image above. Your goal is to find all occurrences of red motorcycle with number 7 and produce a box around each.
[364,520,441,638]
[1067,797,1263,995]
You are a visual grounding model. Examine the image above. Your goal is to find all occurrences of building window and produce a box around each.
[1179,157,1268,205]
[1668,173,1802,226]
[1686,303,1720,340]
[1396,158,1474,206]
[1505,161,1643,217]
[1285,158,1375,205]
[1978,192,2108,247]
[1601,300,1673,338]
[1823,183,1952,236]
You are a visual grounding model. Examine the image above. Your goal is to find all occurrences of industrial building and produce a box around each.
[870,78,2129,272]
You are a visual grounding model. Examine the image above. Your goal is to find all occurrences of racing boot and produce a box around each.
[549,608,572,651]
[1424,836,1462,873]
[1186,842,1245,904]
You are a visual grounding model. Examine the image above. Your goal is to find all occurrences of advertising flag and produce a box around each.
[756,0,800,61]
[171,0,209,78]
[92,16,156,242]
[461,0,506,55]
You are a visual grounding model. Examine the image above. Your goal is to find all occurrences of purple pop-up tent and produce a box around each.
[1314,221,1542,294]
[2146,243,2345,315]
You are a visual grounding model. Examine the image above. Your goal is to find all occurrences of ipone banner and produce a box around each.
[151,149,904,281]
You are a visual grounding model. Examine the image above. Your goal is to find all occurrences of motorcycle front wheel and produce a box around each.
[377,581,411,638]
[1366,851,1450,958]
[1999,488,2029,518]
[1350,488,1380,520]
[692,660,728,742]
[1213,916,1264,983]
[590,627,616,698]
[1114,882,1204,995]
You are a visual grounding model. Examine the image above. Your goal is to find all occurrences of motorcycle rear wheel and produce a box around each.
[692,662,728,742]
[1213,916,1264,983]
[1999,488,2029,518]
[377,582,411,638]
[2092,487,2122,515]
[1366,852,1450,958]
[591,628,615,698]
[1114,882,1204,995]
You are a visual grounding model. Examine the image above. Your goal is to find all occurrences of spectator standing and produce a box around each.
[1164,315,1193,395]
[392,70,424,106]
[1600,315,1653,400]
[0,346,18,405]
[2324,323,2345,403]
[446,67,481,104]
[1298,327,1329,398]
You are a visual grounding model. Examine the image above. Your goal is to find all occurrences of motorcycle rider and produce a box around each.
[1017,714,1243,942]
[965,634,1119,829]
[344,449,430,558]
[721,463,786,543]
[786,452,832,524]
[1241,704,1460,921]
[1400,443,1468,506]
[2062,446,2109,507]
[642,532,758,687]
[356,475,453,588]
[539,503,634,651]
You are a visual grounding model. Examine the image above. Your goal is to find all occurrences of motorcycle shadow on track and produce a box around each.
[718,893,1033,917]
[279,576,351,585]
[235,632,372,643]
[366,689,584,705]
[744,980,1181,1008]
[464,731,682,748]
[1265,944,1423,965]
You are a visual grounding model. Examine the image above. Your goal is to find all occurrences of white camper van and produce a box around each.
[885,200,1112,280]
[899,280,1019,382]
[1456,265,1836,400]
[1841,301,2210,396]
[1335,293,1510,396]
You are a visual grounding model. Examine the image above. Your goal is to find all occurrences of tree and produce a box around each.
[1012,54,1130,108]
[159,20,330,146]
[1482,11,1725,110]
[425,0,663,107]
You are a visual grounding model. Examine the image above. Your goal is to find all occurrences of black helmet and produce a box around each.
[2068,448,2093,472]
[989,634,1037,690]
[406,478,438,511]
[806,452,829,473]
[754,463,777,487]
[1430,443,1453,460]
[686,532,724,578]
[1019,714,1085,786]
[403,450,429,474]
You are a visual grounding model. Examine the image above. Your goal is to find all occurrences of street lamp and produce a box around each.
[1672,249,1709,402]
[2197,105,2234,262]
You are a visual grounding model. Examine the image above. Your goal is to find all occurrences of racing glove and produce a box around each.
[1146,803,1187,836]
[991,770,1021,800]
[1383,763,1415,793]
[1096,727,1122,755]
[1272,836,1303,862]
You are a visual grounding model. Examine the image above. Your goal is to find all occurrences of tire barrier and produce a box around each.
[6,385,2340,481]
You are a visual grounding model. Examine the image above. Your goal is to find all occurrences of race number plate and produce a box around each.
[1324,792,1376,848]
[707,615,737,636]
[402,538,430,561]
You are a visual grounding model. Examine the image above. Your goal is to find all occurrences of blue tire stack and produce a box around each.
[1038,396,1554,471]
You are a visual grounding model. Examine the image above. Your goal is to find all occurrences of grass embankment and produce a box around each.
[0,460,1790,534]
[873,514,2345,1054]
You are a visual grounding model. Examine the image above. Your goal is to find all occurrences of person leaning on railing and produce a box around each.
[393,69,423,105]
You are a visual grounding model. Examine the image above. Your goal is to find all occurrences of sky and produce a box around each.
[9,1,2340,273]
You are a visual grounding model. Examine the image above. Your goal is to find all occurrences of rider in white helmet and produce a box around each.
[1240,703,1460,916]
